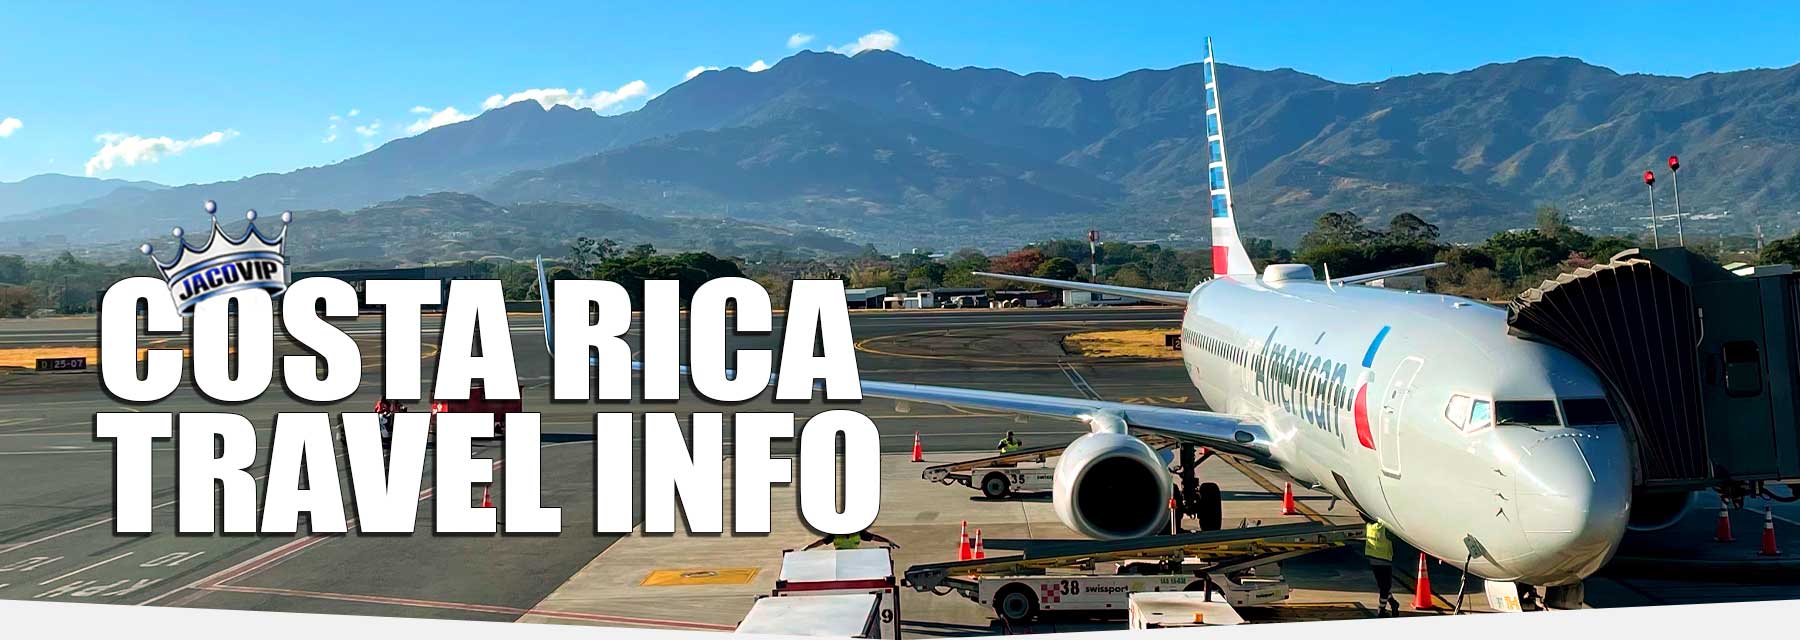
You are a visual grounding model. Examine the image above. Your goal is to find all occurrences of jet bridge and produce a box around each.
[1507,248,1800,494]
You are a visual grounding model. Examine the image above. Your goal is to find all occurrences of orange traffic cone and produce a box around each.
[1411,552,1438,611]
[1714,500,1735,543]
[974,529,986,559]
[911,432,924,463]
[480,486,494,509]
[1761,508,1781,556]
[1281,482,1297,516]
[958,520,972,561]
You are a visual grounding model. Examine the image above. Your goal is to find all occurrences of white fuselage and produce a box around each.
[1178,275,1632,586]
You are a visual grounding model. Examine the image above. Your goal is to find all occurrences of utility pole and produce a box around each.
[1644,170,1660,249]
[1668,155,1685,246]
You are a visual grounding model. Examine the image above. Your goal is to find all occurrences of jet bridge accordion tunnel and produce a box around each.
[1507,248,1800,505]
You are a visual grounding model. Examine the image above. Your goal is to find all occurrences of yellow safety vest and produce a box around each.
[1364,522,1393,561]
[999,438,1021,453]
[832,534,862,550]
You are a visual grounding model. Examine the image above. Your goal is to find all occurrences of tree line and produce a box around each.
[2,211,1796,317]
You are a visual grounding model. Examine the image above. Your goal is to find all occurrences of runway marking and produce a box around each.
[1056,362,1102,400]
[1,443,358,557]
[142,440,576,608]
[0,556,62,572]
[37,552,132,585]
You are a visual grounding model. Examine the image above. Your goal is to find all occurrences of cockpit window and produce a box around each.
[1469,399,1493,430]
[1561,398,1616,426]
[1445,394,1493,432]
[1495,400,1560,427]
[1444,395,1474,429]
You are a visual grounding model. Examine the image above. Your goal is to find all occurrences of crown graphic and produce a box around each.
[140,200,293,314]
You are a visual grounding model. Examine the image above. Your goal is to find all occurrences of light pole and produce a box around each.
[1087,229,1099,279]
[1644,170,1660,249]
[1668,155,1684,246]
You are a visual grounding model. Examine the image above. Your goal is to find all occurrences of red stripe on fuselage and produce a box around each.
[1353,383,1375,449]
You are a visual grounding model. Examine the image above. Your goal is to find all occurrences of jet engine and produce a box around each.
[1052,432,1172,539]
[1626,489,1694,532]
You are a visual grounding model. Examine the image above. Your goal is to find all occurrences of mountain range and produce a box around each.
[0,174,165,220]
[5,49,1798,257]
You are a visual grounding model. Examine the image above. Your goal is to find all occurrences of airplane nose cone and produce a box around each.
[1514,430,1631,582]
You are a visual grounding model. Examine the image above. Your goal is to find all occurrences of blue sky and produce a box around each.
[2,1,1796,185]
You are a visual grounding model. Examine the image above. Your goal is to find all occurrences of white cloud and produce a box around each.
[355,121,381,137]
[480,80,651,113]
[746,60,770,73]
[347,108,360,117]
[684,65,721,81]
[787,33,814,48]
[406,105,475,134]
[828,29,899,55]
[84,129,238,176]
[0,117,20,138]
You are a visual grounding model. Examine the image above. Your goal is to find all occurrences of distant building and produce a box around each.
[992,289,1058,308]
[1062,290,1141,307]
[293,264,485,307]
[886,287,986,309]
[845,286,887,309]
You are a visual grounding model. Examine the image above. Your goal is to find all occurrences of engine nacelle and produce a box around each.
[1052,432,1172,540]
[1626,489,1695,532]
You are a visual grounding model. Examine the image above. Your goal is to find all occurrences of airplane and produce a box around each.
[534,39,1632,608]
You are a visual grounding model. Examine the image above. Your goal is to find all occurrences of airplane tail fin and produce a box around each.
[1204,38,1257,277]
[535,255,554,354]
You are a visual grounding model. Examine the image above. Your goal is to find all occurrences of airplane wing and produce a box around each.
[626,362,1275,464]
[533,259,1271,462]
[1330,262,1446,286]
[969,271,1190,306]
[857,378,1274,462]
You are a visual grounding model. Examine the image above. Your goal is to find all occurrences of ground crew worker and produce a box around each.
[804,529,900,550]
[1364,517,1399,617]
[997,431,1022,453]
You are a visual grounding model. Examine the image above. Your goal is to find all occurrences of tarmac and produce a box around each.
[1,306,1797,633]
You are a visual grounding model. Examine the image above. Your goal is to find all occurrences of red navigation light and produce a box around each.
[1668,155,1680,171]
[1643,170,1656,186]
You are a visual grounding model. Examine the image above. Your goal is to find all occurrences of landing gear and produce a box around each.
[1543,582,1584,610]
[1173,444,1224,532]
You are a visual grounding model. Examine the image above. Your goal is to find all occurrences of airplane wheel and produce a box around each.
[1198,482,1222,531]
[982,473,1011,499]
[994,584,1039,623]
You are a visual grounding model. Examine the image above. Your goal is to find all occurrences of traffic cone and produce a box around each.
[1761,508,1781,556]
[1411,552,1438,611]
[911,432,924,463]
[1281,482,1297,516]
[958,520,972,561]
[974,529,986,559]
[1714,500,1735,543]
[480,486,494,509]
